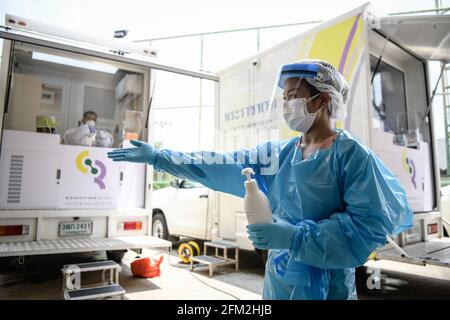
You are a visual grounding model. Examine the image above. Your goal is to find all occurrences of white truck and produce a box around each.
[153,4,450,268]
[0,14,218,264]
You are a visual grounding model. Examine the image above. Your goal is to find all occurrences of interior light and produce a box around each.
[32,51,118,74]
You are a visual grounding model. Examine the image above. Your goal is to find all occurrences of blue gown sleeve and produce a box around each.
[290,142,414,269]
[152,140,283,198]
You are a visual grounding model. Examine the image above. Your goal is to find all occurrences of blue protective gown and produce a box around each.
[152,129,413,299]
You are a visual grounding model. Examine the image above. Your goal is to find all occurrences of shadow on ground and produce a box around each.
[171,242,265,296]
[355,266,450,300]
[0,251,157,299]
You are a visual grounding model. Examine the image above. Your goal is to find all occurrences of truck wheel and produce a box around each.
[106,250,126,263]
[152,213,170,240]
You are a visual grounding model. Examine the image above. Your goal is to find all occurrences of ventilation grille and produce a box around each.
[7,155,23,204]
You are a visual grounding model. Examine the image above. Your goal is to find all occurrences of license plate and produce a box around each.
[59,220,93,237]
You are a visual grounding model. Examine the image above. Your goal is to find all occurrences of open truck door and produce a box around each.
[0,16,217,259]
[368,13,450,267]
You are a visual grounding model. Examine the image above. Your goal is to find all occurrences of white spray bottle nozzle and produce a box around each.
[241,168,255,182]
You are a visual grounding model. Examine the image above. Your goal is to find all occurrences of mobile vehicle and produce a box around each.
[0,14,217,263]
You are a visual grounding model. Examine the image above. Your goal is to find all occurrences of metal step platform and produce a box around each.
[190,240,239,277]
[65,284,125,300]
[376,238,450,267]
[62,260,125,300]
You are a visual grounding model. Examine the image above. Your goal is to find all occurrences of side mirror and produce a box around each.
[169,179,179,188]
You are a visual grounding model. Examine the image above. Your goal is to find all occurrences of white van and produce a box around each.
[0,14,217,263]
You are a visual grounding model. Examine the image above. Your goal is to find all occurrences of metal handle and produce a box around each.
[386,236,410,258]
[199,194,208,198]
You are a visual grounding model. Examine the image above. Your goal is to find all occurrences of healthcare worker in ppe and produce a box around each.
[63,111,114,147]
[107,59,413,300]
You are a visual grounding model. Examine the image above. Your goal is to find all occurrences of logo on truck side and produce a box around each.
[402,149,416,189]
[76,150,106,189]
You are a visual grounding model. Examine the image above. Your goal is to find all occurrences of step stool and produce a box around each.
[190,240,239,277]
[61,260,125,300]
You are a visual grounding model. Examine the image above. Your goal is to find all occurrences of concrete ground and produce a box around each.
[0,248,449,300]
[357,260,450,300]
[0,248,264,300]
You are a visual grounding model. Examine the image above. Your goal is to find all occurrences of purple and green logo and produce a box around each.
[76,150,106,189]
[402,149,416,189]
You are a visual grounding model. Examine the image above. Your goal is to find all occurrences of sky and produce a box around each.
[0,0,448,151]
[0,0,443,42]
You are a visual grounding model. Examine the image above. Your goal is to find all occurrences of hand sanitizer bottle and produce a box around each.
[241,168,273,224]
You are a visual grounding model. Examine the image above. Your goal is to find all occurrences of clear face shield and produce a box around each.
[267,63,324,135]
[267,61,349,135]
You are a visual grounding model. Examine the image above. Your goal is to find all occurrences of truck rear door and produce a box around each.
[372,14,450,268]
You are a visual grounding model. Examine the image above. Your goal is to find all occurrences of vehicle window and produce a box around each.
[3,42,148,148]
[370,56,408,135]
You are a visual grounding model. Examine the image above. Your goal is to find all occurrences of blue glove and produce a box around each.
[107,140,159,164]
[247,217,298,250]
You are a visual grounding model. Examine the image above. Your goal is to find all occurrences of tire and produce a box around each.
[152,213,170,240]
[106,250,126,263]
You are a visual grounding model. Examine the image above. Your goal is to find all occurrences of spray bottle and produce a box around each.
[241,168,273,224]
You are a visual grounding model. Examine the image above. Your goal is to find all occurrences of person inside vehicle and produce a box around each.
[63,111,114,147]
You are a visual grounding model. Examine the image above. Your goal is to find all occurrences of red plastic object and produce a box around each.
[130,256,163,278]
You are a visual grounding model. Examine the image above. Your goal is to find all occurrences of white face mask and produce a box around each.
[85,120,96,133]
[283,93,325,133]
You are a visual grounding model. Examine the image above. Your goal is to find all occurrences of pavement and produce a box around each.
[0,248,449,300]
[357,260,450,300]
[0,248,264,300]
